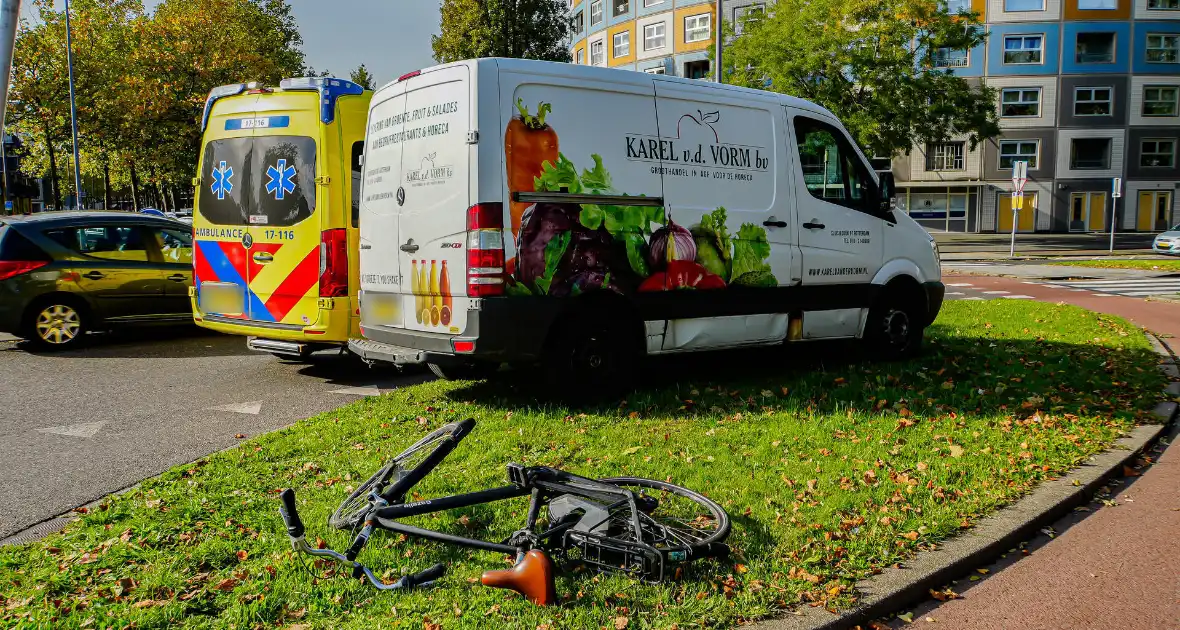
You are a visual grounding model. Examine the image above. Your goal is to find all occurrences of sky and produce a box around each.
[21,0,443,88]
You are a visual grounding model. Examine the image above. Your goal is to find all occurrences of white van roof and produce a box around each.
[376,57,840,122]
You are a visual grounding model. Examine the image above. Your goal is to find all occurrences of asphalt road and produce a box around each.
[0,327,424,541]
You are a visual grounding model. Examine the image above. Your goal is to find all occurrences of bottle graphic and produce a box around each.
[428,260,441,326]
[411,260,422,324]
[439,261,452,327]
[418,260,429,326]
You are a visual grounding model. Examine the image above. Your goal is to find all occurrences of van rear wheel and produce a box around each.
[542,313,637,402]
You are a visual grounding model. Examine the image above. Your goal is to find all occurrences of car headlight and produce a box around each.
[929,235,941,265]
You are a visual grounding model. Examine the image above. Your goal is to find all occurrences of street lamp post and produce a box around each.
[65,0,84,210]
[714,0,723,83]
[1,0,20,213]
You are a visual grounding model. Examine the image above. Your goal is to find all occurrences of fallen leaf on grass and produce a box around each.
[214,578,238,592]
[622,446,641,455]
[235,550,248,562]
[132,599,167,609]
[901,531,919,541]
[614,616,629,629]
[423,616,441,630]
[948,445,964,458]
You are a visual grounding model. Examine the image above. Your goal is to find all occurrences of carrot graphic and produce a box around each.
[505,98,558,238]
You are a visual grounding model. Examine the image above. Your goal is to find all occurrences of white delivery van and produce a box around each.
[349,58,943,389]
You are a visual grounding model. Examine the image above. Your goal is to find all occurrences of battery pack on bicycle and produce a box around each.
[278,419,730,605]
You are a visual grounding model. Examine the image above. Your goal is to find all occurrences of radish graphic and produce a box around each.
[675,110,720,142]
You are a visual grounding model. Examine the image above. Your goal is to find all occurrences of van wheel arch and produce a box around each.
[863,276,926,359]
[540,291,644,400]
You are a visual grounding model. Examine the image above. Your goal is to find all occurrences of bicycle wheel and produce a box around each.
[329,418,476,530]
[595,477,730,555]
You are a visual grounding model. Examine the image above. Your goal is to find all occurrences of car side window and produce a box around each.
[351,141,364,228]
[793,117,877,215]
[44,226,150,262]
[153,228,193,264]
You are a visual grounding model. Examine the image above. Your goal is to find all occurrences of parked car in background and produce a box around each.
[0,212,194,349]
[1154,225,1180,255]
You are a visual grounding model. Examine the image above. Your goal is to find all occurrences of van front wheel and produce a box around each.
[864,290,924,360]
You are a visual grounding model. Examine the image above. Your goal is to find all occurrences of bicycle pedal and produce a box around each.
[506,463,529,488]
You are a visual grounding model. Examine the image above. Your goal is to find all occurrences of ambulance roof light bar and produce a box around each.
[278,76,365,125]
[200,83,247,132]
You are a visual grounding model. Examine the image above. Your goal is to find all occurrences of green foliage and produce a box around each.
[349,63,375,90]
[432,0,570,64]
[724,0,999,158]
[7,0,306,207]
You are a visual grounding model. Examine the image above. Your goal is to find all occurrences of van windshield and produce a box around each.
[197,136,317,227]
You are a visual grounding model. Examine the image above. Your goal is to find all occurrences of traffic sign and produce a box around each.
[3,201,12,211]
[1011,161,1028,193]
[1112,177,1122,199]
[1011,191,1024,210]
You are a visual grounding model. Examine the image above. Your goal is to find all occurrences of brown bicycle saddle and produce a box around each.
[480,549,558,606]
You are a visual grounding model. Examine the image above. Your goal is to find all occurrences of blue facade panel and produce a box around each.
[1061,22,1131,75]
[638,0,673,17]
[1133,22,1180,75]
[987,23,1062,76]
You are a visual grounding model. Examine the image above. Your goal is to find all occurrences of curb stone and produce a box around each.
[756,330,1179,630]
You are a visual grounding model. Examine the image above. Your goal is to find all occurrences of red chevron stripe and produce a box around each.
[218,241,250,280]
[193,241,218,285]
[263,246,321,322]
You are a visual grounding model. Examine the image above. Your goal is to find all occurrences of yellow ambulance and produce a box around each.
[190,77,371,358]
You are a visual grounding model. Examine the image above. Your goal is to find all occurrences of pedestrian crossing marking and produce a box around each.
[1046,277,1180,298]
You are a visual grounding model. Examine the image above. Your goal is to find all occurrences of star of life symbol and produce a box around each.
[266,159,297,200]
[210,161,234,200]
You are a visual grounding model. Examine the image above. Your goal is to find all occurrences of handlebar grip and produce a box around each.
[279,489,305,539]
[402,563,446,588]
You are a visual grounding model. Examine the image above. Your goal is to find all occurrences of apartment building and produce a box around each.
[567,0,1180,233]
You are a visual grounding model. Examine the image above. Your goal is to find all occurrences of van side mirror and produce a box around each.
[878,171,896,214]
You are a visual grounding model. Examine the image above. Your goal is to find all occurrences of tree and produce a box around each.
[432,0,570,64]
[349,63,375,90]
[724,0,999,158]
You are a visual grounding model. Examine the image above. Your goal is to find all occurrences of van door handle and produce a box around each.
[167,274,187,282]
[763,219,787,228]
[252,252,274,264]
[802,222,826,230]
[400,240,419,253]
[83,271,104,280]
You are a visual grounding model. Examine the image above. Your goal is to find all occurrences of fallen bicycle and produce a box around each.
[278,418,731,605]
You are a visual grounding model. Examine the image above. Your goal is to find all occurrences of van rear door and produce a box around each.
[357,81,406,331]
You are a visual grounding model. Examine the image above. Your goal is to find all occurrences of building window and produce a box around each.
[613,0,629,17]
[1004,0,1044,11]
[572,11,584,33]
[1077,0,1116,8]
[734,4,765,34]
[576,48,585,64]
[1074,87,1112,116]
[1148,0,1179,8]
[1003,35,1043,64]
[644,66,666,74]
[1076,32,1115,63]
[684,59,710,79]
[590,0,603,26]
[643,23,666,50]
[590,40,604,65]
[1146,33,1180,63]
[1141,139,1176,167]
[1070,137,1112,170]
[933,48,969,68]
[1001,88,1042,117]
[944,0,971,12]
[999,140,1039,169]
[926,142,966,171]
[612,31,630,57]
[685,13,711,43]
[1144,85,1180,116]
[643,0,665,6]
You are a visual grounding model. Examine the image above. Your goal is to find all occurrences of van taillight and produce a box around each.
[466,203,505,298]
[319,229,349,298]
[0,260,48,282]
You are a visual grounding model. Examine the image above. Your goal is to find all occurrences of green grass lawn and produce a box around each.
[0,302,1167,630]
[1046,259,1180,272]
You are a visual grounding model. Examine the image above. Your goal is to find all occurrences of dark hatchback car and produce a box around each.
[0,211,194,349]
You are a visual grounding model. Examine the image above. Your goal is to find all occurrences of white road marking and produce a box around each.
[36,422,106,438]
[1002,295,1035,299]
[947,291,966,296]
[209,401,263,415]
[329,386,382,397]
[962,297,984,300]
[947,283,974,287]
[983,290,1010,295]
[1046,278,1180,298]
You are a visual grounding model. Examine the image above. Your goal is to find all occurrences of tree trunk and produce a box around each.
[129,162,141,211]
[168,185,178,212]
[160,182,170,213]
[103,161,112,210]
[45,126,61,211]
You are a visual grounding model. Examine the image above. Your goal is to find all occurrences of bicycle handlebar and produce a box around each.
[279,489,304,539]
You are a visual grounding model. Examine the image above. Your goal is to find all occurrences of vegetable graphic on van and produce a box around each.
[506,99,558,238]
